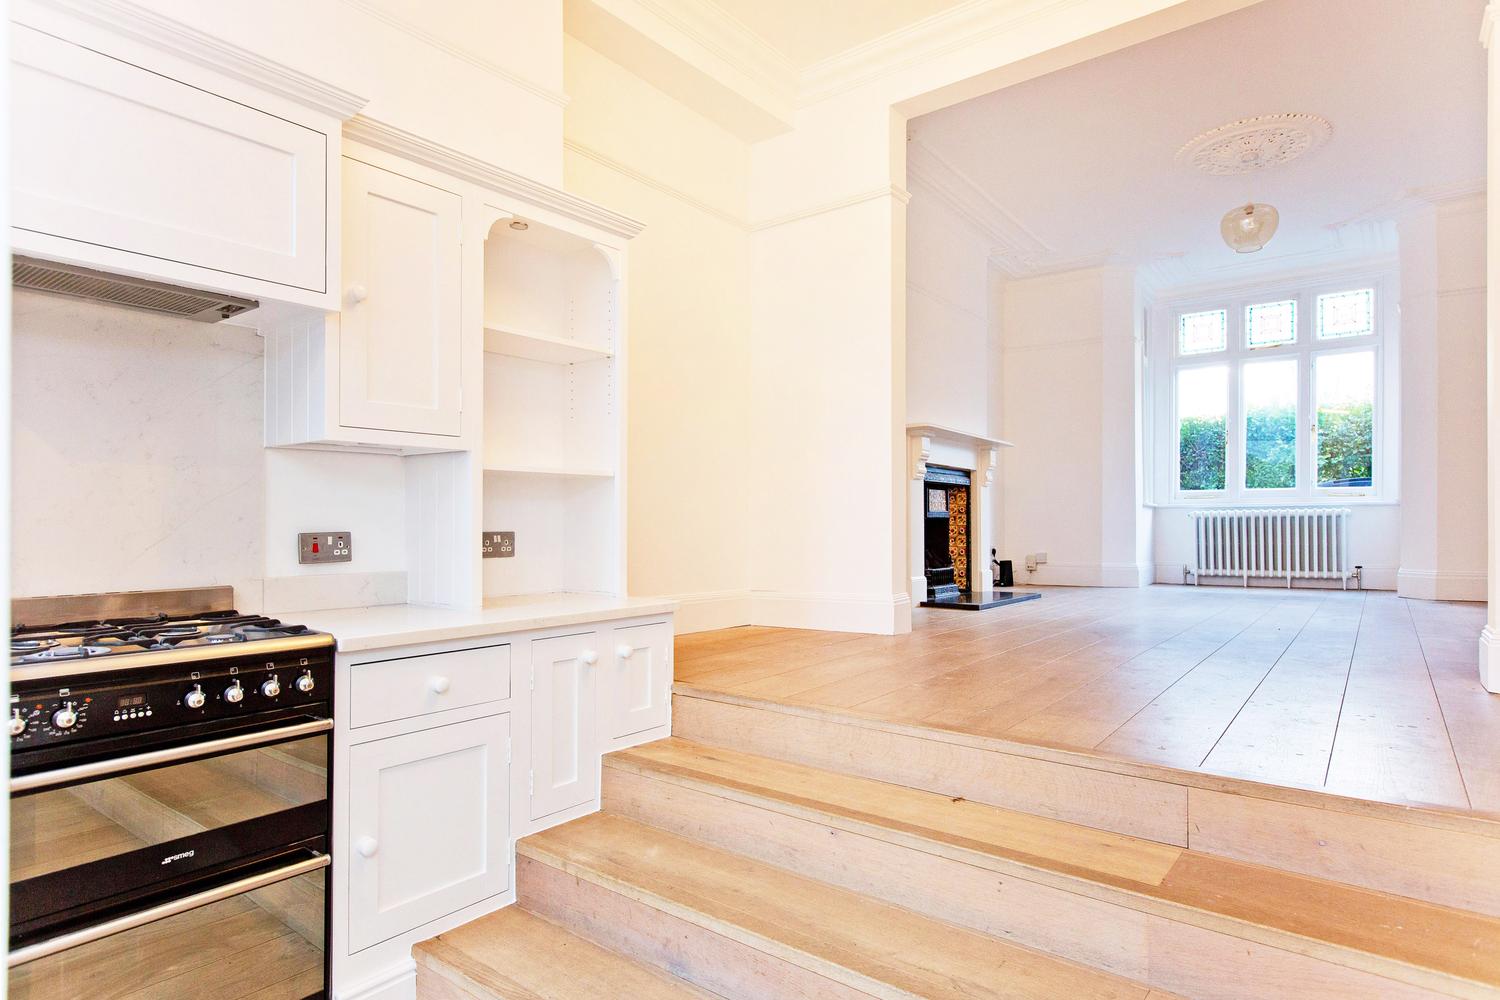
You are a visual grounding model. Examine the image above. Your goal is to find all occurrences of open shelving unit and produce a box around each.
[480,218,624,603]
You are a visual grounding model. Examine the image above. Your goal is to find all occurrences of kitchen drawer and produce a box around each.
[350,644,510,728]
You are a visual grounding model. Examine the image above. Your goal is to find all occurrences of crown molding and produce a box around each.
[345,116,646,240]
[636,0,797,96]
[340,0,569,108]
[799,0,1092,106]
[563,138,749,229]
[750,185,910,232]
[907,136,1051,275]
[18,0,370,119]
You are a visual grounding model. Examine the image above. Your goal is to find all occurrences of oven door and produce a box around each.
[9,717,330,959]
[9,849,329,1000]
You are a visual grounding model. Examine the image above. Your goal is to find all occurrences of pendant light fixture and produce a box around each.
[1220,202,1279,254]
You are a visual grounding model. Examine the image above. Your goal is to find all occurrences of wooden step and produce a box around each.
[605,738,1500,999]
[671,685,1500,917]
[517,812,1178,1000]
[413,906,718,1000]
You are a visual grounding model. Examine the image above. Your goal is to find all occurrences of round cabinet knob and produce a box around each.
[355,836,379,858]
[616,644,635,660]
[224,681,245,704]
[10,711,28,737]
[295,671,316,694]
[51,703,78,730]
[579,650,599,666]
[345,283,369,306]
[260,676,281,699]
[184,685,207,710]
[428,676,451,694]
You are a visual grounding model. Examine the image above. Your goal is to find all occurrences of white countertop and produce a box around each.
[291,593,678,653]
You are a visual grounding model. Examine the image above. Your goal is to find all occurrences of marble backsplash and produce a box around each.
[12,291,407,615]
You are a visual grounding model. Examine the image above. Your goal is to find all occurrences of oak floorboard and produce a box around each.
[1323,594,1470,810]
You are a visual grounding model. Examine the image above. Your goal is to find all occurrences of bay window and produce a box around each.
[1155,273,1392,505]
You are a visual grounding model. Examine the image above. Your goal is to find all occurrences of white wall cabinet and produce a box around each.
[265,156,466,454]
[346,713,510,952]
[9,13,356,312]
[340,159,464,438]
[607,621,673,742]
[528,632,601,821]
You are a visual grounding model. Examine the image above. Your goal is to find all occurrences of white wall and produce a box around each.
[1398,193,1488,599]
[562,37,753,632]
[997,266,1150,587]
[905,171,993,433]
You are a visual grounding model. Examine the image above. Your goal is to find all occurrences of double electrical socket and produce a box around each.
[1025,551,1048,572]
[298,531,352,564]
[482,531,515,558]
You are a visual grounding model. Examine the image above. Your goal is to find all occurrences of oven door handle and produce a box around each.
[9,717,333,793]
[7,851,330,968]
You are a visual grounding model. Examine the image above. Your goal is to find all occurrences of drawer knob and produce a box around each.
[355,836,379,858]
[579,650,599,666]
[345,283,369,306]
[616,644,635,660]
[429,676,451,694]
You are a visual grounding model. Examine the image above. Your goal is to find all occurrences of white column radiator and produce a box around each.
[1189,508,1353,588]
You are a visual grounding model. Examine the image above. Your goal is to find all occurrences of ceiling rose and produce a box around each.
[1177,113,1333,175]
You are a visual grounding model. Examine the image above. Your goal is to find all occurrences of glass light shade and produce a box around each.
[1220,202,1279,253]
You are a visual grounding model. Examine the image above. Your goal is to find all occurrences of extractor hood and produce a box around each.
[12,256,258,322]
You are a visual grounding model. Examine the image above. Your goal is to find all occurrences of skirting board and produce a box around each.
[337,959,415,1000]
[1480,627,1499,694]
[1396,569,1487,603]
[1018,562,1149,588]
[665,590,754,634]
[750,590,911,635]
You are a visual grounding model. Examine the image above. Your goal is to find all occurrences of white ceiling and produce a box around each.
[704,0,970,68]
[908,0,1487,287]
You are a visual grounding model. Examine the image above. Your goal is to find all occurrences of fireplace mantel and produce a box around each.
[906,423,1014,482]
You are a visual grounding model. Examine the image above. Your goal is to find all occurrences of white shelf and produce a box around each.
[483,325,613,364]
[483,463,615,478]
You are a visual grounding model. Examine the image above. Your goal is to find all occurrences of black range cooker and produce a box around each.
[8,587,334,1000]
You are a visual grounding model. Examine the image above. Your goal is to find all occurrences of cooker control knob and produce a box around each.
[224,681,245,704]
[51,702,78,730]
[261,676,281,699]
[184,685,207,710]
[10,710,27,737]
[294,671,315,694]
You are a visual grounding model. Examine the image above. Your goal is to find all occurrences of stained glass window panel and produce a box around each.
[1316,289,1374,340]
[1246,300,1297,349]
[1179,309,1227,355]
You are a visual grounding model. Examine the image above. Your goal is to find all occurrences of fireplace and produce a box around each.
[907,423,1040,612]
[923,466,970,600]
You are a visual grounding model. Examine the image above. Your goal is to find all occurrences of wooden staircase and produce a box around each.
[415,696,1500,1000]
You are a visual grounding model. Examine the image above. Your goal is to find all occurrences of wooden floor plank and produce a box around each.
[415,906,718,999]
[1198,594,1364,788]
[676,586,1500,818]
[607,739,1500,994]
[1323,594,1471,810]
[1097,598,1324,768]
[521,812,1159,1000]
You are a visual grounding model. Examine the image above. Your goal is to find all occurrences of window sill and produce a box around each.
[1148,498,1398,509]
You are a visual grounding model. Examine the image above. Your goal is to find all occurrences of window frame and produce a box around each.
[1153,269,1394,507]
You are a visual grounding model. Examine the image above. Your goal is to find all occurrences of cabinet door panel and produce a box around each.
[529,632,599,820]
[12,25,327,293]
[347,715,509,951]
[340,158,462,437]
[608,621,672,740]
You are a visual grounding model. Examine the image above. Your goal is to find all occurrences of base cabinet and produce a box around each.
[346,714,510,952]
[528,632,600,821]
[607,621,673,741]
